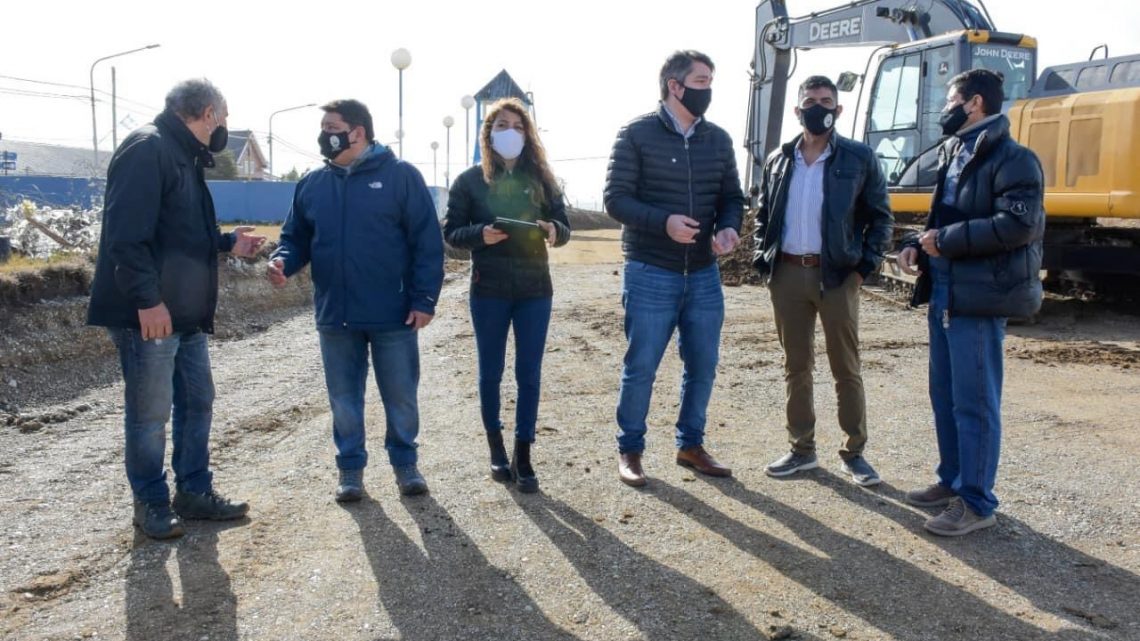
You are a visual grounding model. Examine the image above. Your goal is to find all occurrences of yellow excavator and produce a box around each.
[745,0,1140,296]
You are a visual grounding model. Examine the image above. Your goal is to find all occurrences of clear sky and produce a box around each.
[1,0,1137,210]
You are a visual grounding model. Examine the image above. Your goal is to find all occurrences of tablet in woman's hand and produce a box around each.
[492,217,539,232]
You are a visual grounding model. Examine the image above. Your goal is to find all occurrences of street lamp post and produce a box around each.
[443,116,454,189]
[390,48,412,159]
[461,95,475,167]
[89,44,160,171]
[430,141,439,186]
[269,103,316,179]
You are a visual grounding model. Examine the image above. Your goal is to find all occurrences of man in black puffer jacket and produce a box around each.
[604,49,745,487]
[898,69,1045,537]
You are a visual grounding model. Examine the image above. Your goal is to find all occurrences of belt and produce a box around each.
[780,252,821,267]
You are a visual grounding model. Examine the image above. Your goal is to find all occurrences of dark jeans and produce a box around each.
[318,328,421,469]
[469,294,553,443]
[928,265,1006,517]
[616,260,724,453]
[108,328,214,505]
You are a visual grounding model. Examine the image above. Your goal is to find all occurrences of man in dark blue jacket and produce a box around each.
[604,50,745,487]
[269,99,444,501]
[752,76,893,487]
[899,69,1044,536]
[88,79,264,540]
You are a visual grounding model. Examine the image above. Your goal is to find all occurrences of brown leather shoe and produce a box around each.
[676,446,732,477]
[618,453,647,487]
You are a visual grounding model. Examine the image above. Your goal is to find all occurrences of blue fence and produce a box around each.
[0,176,307,222]
[0,176,106,210]
[1,176,453,223]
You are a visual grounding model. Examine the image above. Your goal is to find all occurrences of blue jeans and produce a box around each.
[469,294,553,443]
[108,328,214,505]
[616,260,724,453]
[928,267,1006,517]
[318,328,421,469]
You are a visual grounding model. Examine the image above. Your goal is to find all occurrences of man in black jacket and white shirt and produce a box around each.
[88,79,264,539]
[604,50,745,487]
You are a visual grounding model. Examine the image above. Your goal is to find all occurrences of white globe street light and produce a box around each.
[443,116,455,189]
[430,141,439,186]
[461,95,476,166]
[390,48,412,159]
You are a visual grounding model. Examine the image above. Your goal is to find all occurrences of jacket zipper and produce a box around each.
[684,137,693,276]
[339,172,349,328]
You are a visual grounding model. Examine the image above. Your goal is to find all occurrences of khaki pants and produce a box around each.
[769,264,867,459]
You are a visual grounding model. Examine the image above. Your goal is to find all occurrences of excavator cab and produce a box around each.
[868,32,1037,195]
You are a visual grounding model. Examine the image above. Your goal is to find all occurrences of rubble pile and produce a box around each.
[0,202,102,259]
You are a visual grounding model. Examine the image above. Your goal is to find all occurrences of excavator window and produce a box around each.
[868,53,922,183]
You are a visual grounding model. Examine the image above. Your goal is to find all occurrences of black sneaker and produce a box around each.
[335,468,364,503]
[173,489,250,521]
[765,451,819,477]
[841,456,882,487]
[394,465,429,496]
[133,501,184,540]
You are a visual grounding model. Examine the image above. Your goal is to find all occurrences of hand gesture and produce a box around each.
[483,224,509,246]
[898,246,922,276]
[666,215,700,244]
[138,303,172,340]
[712,228,739,256]
[405,310,434,331]
[232,226,267,258]
[919,230,941,257]
[536,220,557,247]
[266,258,288,288]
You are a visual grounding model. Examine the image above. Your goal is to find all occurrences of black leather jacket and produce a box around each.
[604,104,745,273]
[906,115,1045,318]
[752,132,894,289]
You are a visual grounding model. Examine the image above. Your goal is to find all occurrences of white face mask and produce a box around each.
[490,128,525,160]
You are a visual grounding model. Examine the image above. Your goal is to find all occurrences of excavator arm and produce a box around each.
[745,0,995,190]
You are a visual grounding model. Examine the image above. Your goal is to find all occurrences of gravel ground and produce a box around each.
[2,233,1138,641]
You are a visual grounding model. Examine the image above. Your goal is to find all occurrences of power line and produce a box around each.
[0,87,89,102]
[0,74,161,112]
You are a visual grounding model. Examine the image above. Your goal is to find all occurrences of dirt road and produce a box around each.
[2,231,1138,641]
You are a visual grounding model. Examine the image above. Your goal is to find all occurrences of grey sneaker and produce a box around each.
[336,468,364,503]
[841,456,881,487]
[394,464,428,496]
[906,483,956,507]
[173,489,249,521]
[765,451,819,477]
[133,501,184,540]
[924,498,996,537]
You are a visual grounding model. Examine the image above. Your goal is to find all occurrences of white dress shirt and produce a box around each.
[781,142,832,255]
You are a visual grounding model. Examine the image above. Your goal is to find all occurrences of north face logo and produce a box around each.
[369,181,383,189]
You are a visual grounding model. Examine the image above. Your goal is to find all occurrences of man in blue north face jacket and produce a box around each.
[269,99,444,500]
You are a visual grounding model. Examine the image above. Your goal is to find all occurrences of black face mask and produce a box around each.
[208,125,228,153]
[318,131,352,160]
[678,85,712,118]
[799,103,838,136]
[940,103,969,137]
[207,112,228,153]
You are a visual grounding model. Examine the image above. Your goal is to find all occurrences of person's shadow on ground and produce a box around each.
[348,493,581,641]
[510,491,821,641]
[125,519,245,641]
[804,469,1139,635]
[649,477,1107,641]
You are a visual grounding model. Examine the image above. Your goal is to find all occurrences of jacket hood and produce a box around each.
[326,142,393,175]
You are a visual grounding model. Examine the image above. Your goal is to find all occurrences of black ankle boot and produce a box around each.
[487,431,513,482]
[512,440,538,494]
